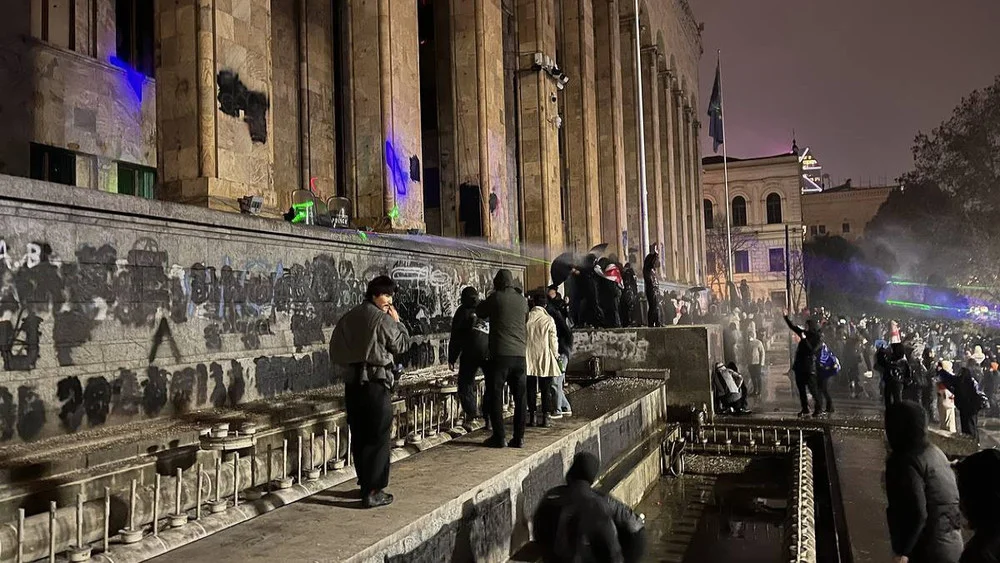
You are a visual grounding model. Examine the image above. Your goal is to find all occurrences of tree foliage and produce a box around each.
[866,75,1000,291]
[802,235,889,314]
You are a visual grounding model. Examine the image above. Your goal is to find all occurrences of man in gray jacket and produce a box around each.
[477,269,528,448]
[329,276,409,508]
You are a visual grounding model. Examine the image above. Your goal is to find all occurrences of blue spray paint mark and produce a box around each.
[385,140,408,196]
[109,56,145,102]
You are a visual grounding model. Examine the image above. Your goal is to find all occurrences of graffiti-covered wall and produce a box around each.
[0,176,525,443]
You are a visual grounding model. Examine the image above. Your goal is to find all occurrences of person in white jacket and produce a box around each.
[526,291,561,427]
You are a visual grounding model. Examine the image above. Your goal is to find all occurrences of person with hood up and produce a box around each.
[620,262,639,327]
[642,246,661,327]
[329,276,410,508]
[956,448,1000,563]
[784,313,822,417]
[525,291,560,428]
[477,269,529,448]
[884,401,964,563]
[449,286,490,428]
[597,257,623,328]
[532,452,646,563]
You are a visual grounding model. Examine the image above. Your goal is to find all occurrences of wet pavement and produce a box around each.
[637,454,789,563]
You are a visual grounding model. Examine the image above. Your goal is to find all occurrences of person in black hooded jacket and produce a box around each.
[884,401,963,563]
[477,269,528,448]
[784,314,822,417]
[533,452,644,563]
[449,286,490,426]
[956,448,1000,563]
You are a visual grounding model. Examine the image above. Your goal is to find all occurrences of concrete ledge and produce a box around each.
[569,326,722,415]
[148,378,667,563]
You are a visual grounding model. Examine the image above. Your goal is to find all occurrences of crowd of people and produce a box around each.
[564,245,702,329]
[774,309,999,444]
[330,271,646,562]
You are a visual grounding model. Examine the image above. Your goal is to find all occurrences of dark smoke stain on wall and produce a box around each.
[216,70,270,143]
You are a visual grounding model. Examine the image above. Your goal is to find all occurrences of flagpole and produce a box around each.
[633,0,650,261]
[718,50,735,291]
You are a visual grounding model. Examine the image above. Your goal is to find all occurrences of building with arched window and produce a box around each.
[701,152,806,310]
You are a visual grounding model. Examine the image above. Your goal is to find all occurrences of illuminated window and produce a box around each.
[31,0,75,50]
[704,199,714,230]
[766,193,782,224]
[731,196,748,227]
[769,248,785,272]
[117,0,155,77]
[30,143,76,186]
[734,250,750,274]
[842,222,850,233]
[117,162,156,199]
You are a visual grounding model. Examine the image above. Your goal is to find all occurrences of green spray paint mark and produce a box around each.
[290,200,314,224]
[388,205,400,221]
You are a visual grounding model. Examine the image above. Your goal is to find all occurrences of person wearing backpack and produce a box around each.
[816,342,840,415]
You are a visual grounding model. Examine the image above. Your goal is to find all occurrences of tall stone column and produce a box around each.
[690,117,706,283]
[641,46,664,266]
[657,69,679,281]
[560,0,600,253]
[684,109,700,283]
[673,88,691,282]
[618,16,642,260]
[518,0,563,286]
[157,0,276,212]
[594,0,627,260]
[436,0,509,243]
[346,0,424,231]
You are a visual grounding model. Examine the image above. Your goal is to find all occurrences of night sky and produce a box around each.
[697,0,1000,187]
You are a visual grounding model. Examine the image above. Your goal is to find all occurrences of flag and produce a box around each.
[708,60,724,153]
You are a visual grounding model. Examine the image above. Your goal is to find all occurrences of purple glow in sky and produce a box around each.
[697,0,1000,187]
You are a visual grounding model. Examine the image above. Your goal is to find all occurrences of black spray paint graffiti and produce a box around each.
[217,70,270,143]
[0,234,501,441]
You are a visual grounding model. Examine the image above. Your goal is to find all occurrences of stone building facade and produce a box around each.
[702,153,806,310]
[0,0,707,287]
[801,183,897,242]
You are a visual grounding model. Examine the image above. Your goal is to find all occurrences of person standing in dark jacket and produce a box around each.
[884,401,963,563]
[922,347,940,423]
[620,263,639,327]
[476,269,529,448]
[956,449,1000,563]
[449,287,490,427]
[533,452,644,563]
[596,258,622,328]
[945,361,984,444]
[642,246,661,327]
[329,276,409,508]
[785,314,822,417]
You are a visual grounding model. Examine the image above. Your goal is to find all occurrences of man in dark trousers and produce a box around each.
[642,246,661,327]
[329,276,409,508]
[449,286,490,427]
[477,269,529,448]
[620,262,639,327]
[784,313,822,417]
